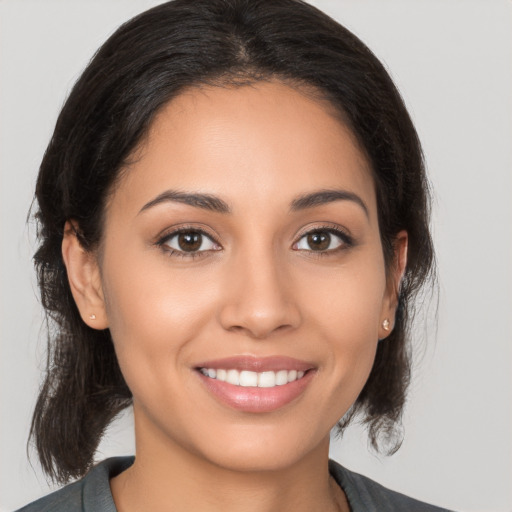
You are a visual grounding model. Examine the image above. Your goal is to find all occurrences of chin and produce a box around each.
[181,419,331,474]
[201,441,318,473]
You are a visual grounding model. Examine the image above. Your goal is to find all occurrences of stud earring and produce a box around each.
[382,318,390,331]
[89,314,96,320]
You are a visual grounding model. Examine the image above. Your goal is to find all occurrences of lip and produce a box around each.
[195,355,315,373]
[195,355,316,413]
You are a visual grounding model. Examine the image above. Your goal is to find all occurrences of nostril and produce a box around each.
[226,322,295,340]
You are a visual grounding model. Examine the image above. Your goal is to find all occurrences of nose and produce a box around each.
[218,247,302,339]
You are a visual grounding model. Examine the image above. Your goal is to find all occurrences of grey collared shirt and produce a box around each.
[17,456,454,511]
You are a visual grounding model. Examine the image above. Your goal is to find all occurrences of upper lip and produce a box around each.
[195,355,315,373]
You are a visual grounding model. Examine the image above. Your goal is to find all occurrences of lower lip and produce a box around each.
[197,370,315,413]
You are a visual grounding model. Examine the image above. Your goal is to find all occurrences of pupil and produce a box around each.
[178,232,202,252]
[307,232,330,251]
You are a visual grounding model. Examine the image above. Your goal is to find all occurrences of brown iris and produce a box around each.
[307,231,331,251]
[177,232,202,252]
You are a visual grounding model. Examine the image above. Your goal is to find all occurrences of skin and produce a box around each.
[62,81,407,512]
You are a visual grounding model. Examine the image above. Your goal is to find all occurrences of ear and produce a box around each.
[61,220,109,329]
[379,230,408,340]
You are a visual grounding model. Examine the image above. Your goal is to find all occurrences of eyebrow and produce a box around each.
[139,190,231,214]
[290,189,369,217]
[138,188,368,217]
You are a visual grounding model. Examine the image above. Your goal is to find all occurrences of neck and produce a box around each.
[111,417,348,512]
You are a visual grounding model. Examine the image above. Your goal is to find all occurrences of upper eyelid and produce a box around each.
[292,225,355,256]
[294,223,352,241]
[157,228,221,258]
[157,225,220,245]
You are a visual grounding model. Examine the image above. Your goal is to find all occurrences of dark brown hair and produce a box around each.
[31,0,435,483]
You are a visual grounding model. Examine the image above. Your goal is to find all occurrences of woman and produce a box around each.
[17,0,450,510]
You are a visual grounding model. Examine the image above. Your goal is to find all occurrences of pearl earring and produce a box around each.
[89,314,96,320]
[382,318,390,331]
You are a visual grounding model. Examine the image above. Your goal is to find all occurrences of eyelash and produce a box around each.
[155,224,354,260]
[294,225,354,258]
[156,226,220,260]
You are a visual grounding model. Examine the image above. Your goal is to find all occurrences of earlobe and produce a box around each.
[61,220,108,329]
[379,230,408,340]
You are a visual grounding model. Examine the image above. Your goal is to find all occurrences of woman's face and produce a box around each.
[77,81,403,471]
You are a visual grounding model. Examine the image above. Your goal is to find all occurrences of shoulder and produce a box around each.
[15,478,84,512]
[329,459,455,512]
[16,457,134,512]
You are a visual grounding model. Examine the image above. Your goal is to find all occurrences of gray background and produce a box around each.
[1,1,511,510]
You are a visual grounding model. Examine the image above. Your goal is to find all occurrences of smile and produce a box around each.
[199,368,306,388]
[195,356,315,413]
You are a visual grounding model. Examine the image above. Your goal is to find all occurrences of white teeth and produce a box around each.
[200,368,307,387]
[258,371,276,388]
[239,370,258,387]
[275,370,288,386]
[226,369,240,386]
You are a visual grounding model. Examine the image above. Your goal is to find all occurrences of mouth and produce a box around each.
[198,367,306,388]
[195,356,316,413]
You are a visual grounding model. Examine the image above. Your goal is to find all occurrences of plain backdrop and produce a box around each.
[1,1,511,511]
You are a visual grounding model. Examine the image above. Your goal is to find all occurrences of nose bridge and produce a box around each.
[219,238,301,338]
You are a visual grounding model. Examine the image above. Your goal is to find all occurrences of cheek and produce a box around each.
[299,253,386,393]
[101,254,219,385]
[303,254,387,340]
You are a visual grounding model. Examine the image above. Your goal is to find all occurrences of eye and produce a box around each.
[294,228,349,252]
[161,230,219,254]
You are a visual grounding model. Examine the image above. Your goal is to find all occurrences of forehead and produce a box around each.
[113,80,375,217]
